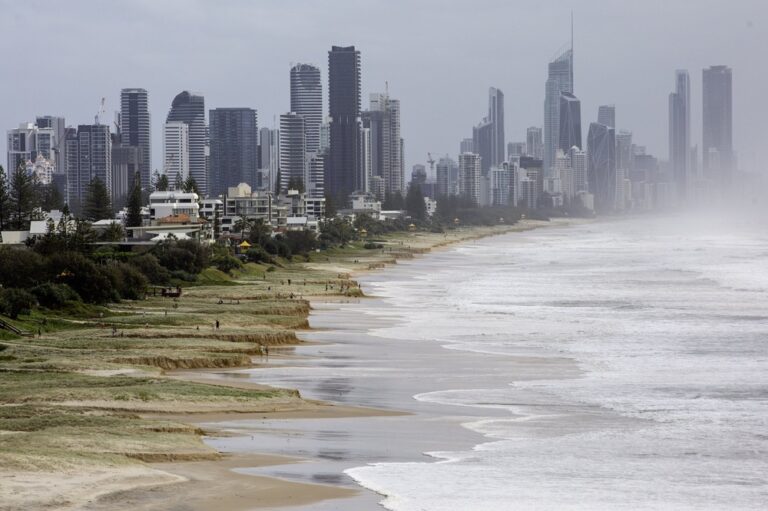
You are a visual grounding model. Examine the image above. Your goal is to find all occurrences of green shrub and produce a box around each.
[245,247,274,264]
[212,254,243,275]
[46,252,114,304]
[0,288,37,319]
[127,253,170,285]
[169,270,197,282]
[103,263,148,300]
[0,248,46,288]
[30,283,81,309]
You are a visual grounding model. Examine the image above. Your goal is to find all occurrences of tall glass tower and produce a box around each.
[167,91,207,195]
[668,70,691,199]
[544,48,573,176]
[702,65,733,182]
[327,46,361,202]
[120,88,151,190]
[290,63,322,154]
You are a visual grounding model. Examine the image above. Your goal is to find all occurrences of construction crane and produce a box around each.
[427,152,436,176]
[94,97,106,125]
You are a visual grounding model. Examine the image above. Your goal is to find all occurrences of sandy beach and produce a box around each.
[0,219,574,511]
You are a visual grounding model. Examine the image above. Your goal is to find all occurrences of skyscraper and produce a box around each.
[616,130,633,172]
[111,133,140,205]
[163,121,189,189]
[362,92,403,197]
[66,124,112,212]
[327,45,361,202]
[544,47,573,176]
[258,127,280,191]
[7,123,56,173]
[597,105,616,128]
[472,120,493,174]
[436,156,459,197]
[669,70,691,199]
[166,91,207,195]
[209,108,258,196]
[460,138,474,154]
[290,64,323,154]
[508,142,526,162]
[120,88,151,190]
[488,87,505,168]
[558,92,582,152]
[279,112,306,192]
[526,127,543,159]
[35,116,66,175]
[569,146,587,193]
[702,65,733,182]
[587,122,616,213]
[458,152,481,205]
[472,88,505,174]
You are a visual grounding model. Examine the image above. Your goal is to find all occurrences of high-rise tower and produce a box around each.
[362,92,403,196]
[290,64,322,154]
[587,122,616,213]
[279,112,306,193]
[120,88,151,190]
[209,108,258,196]
[166,91,207,195]
[669,70,691,199]
[488,87,505,168]
[544,47,574,176]
[702,65,733,182]
[327,45,361,202]
[558,92,582,152]
[597,105,615,128]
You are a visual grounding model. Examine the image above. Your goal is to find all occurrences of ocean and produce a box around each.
[211,215,768,510]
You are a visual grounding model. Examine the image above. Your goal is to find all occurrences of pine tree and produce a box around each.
[10,162,35,229]
[405,184,427,221]
[183,175,201,196]
[155,174,169,191]
[0,165,10,231]
[83,177,112,221]
[39,183,64,212]
[126,172,143,228]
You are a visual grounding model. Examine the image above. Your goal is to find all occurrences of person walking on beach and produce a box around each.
[215,319,220,330]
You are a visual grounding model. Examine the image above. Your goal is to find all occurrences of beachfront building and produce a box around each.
[148,191,200,223]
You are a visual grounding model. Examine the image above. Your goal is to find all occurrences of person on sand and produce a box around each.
[215,319,220,330]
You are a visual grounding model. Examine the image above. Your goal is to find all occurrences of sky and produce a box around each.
[1,0,766,177]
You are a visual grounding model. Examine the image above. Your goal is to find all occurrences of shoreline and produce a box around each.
[0,219,581,511]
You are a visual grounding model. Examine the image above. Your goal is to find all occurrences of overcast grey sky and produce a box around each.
[1,0,765,175]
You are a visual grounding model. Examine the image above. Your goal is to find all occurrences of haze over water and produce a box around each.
[343,215,768,510]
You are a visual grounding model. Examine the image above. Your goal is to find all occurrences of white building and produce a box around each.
[7,122,56,173]
[26,154,55,185]
[148,191,200,223]
[350,192,382,213]
[164,121,189,189]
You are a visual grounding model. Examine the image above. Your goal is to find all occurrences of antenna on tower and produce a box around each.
[570,11,574,88]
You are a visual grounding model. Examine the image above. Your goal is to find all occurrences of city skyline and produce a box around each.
[0,1,763,176]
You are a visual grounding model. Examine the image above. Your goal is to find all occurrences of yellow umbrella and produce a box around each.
[238,240,252,248]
